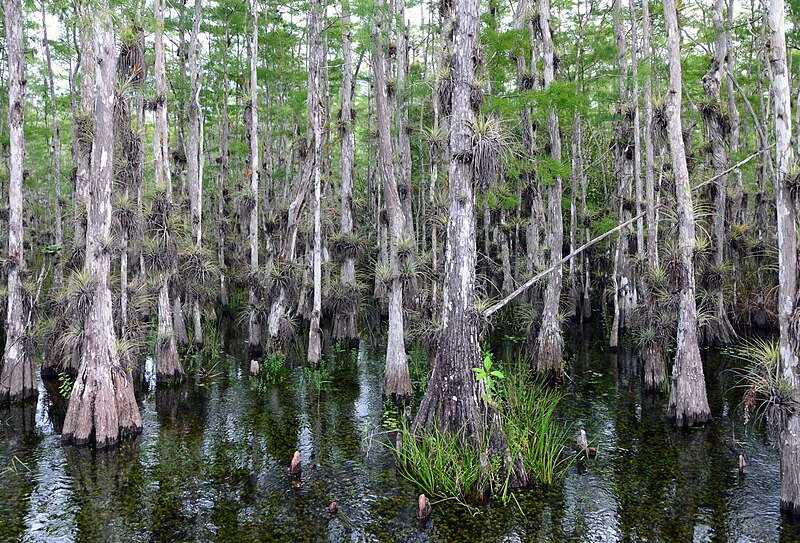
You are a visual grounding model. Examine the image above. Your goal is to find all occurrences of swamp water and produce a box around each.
[1,328,799,543]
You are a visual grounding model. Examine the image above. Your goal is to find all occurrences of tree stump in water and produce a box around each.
[417,494,431,521]
[290,450,302,478]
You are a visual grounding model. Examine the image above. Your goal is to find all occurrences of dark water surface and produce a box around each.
[1,332,799,542]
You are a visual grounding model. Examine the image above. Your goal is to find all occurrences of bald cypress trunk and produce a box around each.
[62,11,143,446]
[73,0,95,254]
[42,2,64,293]
[332,0,359,343]
[533,0,564,379]
[0,0,36,402]
[248,0,262,355]
[664,0,711,427]
[152,0,183,383]
[701,0,735,346]
[610,0,637,348]
[307,0,324,366]
[766,0,800,517]
[218,20,231,311]
[187,0,204,346]
[414,0,492,439]
[267,0,318,345]
[374,1,411,403]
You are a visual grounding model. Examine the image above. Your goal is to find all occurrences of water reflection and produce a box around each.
[0,338,797,541]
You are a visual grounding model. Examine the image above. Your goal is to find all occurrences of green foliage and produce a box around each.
[501,369,573,486]
[393,421,485,505]
[473,351,505,407]
[726,338,792,429]
[260,353,287,386]
[57,372,73,399]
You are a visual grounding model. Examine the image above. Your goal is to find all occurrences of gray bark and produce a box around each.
[664,0,711,427]
[414,0,491,439]
[42,2,63,292]
[153,0,183,382]
[374,2,411,403]
[332,0,359,342]
[701,0,735,346]
[533,0,564,379]
[767,0,800,517]
[0,0,36,402]
[187,0,204,346]
[308,0,324,365]
[62,12,143,446]
[248,0,261,354]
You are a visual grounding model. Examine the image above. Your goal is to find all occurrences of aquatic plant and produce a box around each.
[259,353,288,386]
[394,421,485,505]
[392,355,572,506]
[501,369,574,485]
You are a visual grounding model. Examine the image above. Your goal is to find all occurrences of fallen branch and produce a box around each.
[484,146,771,318]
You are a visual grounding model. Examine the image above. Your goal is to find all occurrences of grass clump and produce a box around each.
[391,354,572,506]
[394,421,484,505]
[502,369,573,485]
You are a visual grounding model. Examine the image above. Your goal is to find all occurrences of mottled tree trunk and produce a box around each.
[42,2,63,293]
[218,19,231,311]
[332,0,359,342]
[533,0,564,380]
[610,0,637,347]
[767,0,800,517]
[642,0,657,269]
[248,0,262,355]
[414,0,492,440]
[726,0,743,225]
[267,0,319,344]
[0,0,36,402]
[307,0,324,365]
[187,0,204,346]
[664,0,711,427]
[62,13,143,447]
[701,0,735,346]
[374,2,411,403]
[153,0,183,383]
[74,0,95,249]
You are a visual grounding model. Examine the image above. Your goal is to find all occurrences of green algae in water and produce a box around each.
[1,337,800,542]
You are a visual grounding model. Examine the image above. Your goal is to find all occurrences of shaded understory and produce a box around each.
[0,323,798,542]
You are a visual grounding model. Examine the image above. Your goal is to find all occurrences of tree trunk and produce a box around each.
[307,0,324,365]
[701,0,735,346]
[42,2,64,293]
[374,2,411,404]
[187,0,204,346]
[664,0,711,427]
[414,0,492,441]
[726,0,744,225]
[0,0,36,402]
[267,0,319,345]
[533,0,564,380]
[248,0,262,355]
[332,0,359,342]
[218,19,231,311]
[767,0,800,517]
[152,0,184,383]
[73,0,96,252]
[62,11,143,447]
[642,0,657,269]
[610,0,637,347]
